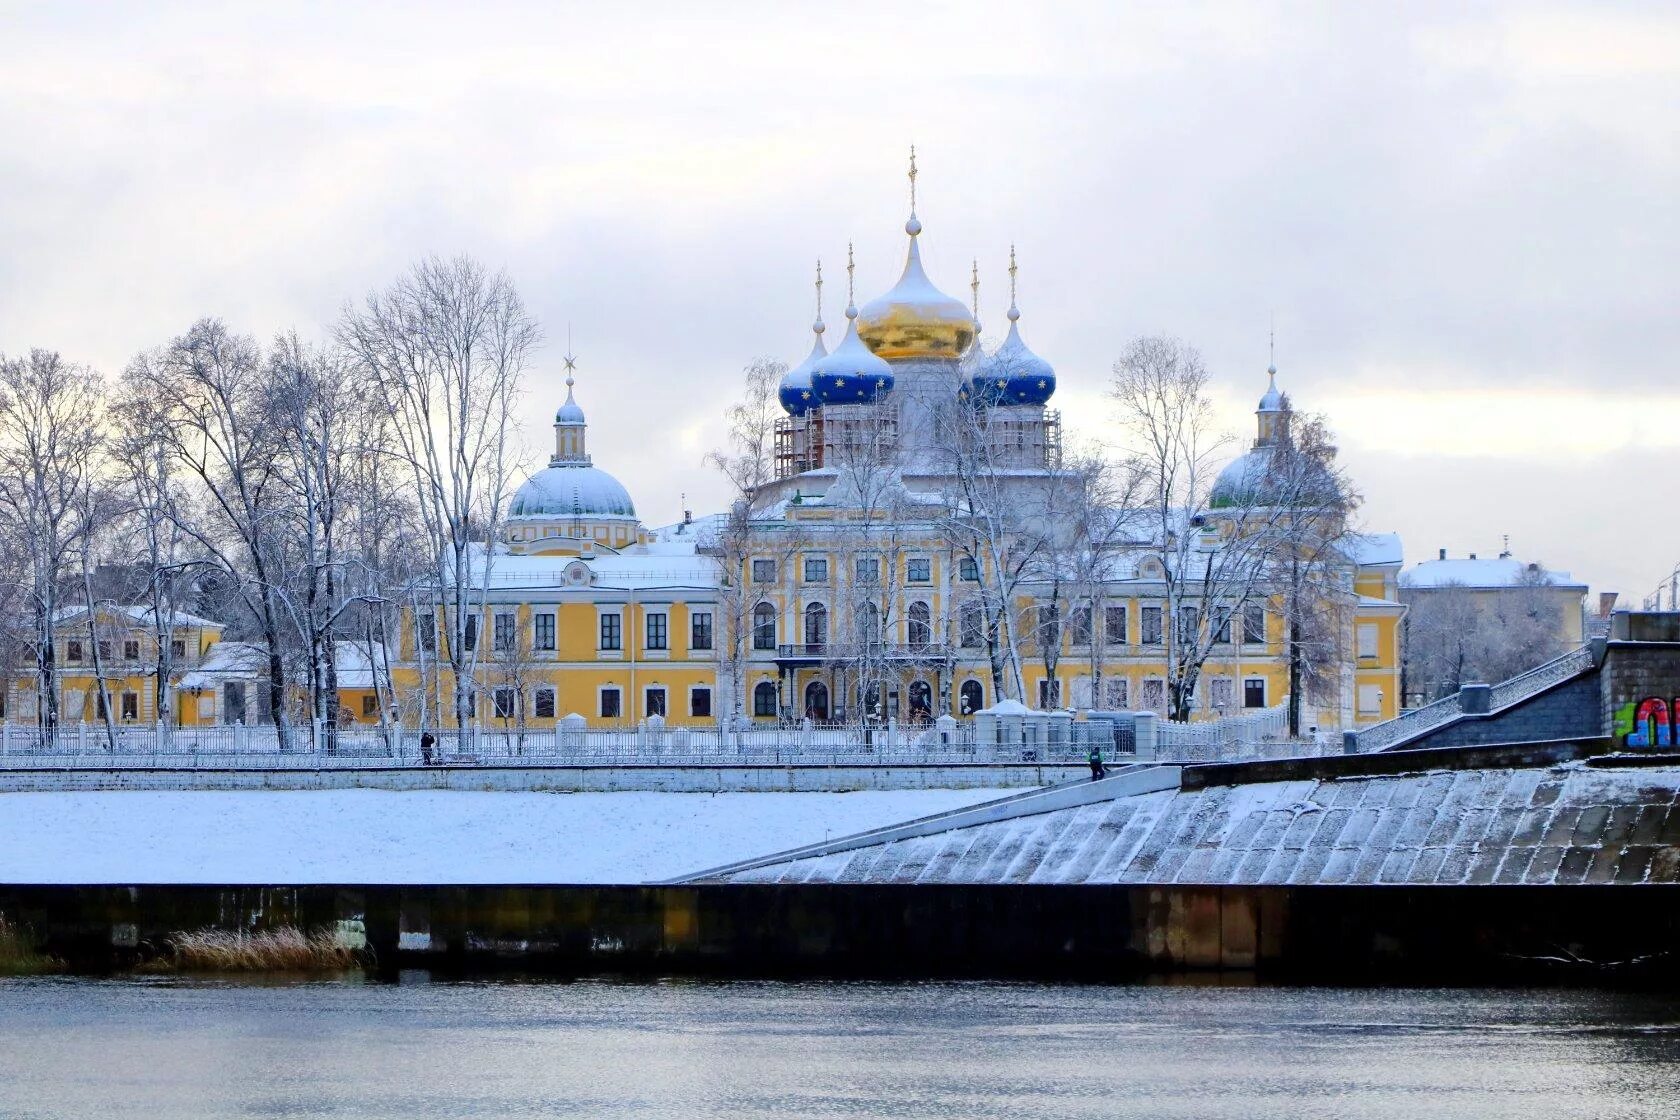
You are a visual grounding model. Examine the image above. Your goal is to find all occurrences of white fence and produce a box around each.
[0,703,1324,771]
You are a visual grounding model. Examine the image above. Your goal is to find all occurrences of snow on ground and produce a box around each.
[0,788,1023,885]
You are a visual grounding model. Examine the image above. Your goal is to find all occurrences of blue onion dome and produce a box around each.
[779,321,826,416]
[811,301,894,404]
[987,303,1056,406]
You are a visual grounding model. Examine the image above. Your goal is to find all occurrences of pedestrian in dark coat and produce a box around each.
[1088,744,1107,781]
[420,731,435,766]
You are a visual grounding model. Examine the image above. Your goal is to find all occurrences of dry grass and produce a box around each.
[154,927,365,973]
[0,913,61,976]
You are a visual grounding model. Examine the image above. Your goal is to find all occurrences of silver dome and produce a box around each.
[509,464,637,519]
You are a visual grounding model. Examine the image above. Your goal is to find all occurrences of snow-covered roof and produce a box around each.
[1401,558,1586,591]
[53,604,224,631]
[1349,532,1404,568]
[457,541,717,592]
[178,641,390,690]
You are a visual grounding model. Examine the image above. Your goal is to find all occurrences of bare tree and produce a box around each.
[339,255,539,733]
[127,320,296,741]
[0,350,109,740]
[1110,337,1304,722]
[703,357,785,723]
[1402,567,1566,702]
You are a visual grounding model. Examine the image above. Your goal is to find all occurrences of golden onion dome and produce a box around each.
[857,214,977,361]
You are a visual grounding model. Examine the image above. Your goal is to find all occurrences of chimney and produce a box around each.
[684,508,692,526]
[1438,548,1446,560]
[1599,592,1619,619]
[1469,553,1477,560]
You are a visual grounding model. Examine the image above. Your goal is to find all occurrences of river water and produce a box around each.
[0,976,1677,1118]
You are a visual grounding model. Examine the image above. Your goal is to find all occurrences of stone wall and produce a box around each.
[0,762,1080,795]
[1411,673,1603,750]
[1602,639,1680,748]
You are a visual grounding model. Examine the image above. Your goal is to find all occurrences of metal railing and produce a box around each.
[1356,643,1597,753]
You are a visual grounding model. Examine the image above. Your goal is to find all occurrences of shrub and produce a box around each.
[156,926,365,973]
[0,913,61,976]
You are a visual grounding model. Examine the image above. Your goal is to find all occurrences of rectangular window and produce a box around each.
[97,640,112,660]
[959,603,985,648]
[752,607,776,650]
[1242,602,1266,646]
[462,615,478,652]
[1244,679,1266,709]
[907,558,931,583]
[1068,605,1092,646]
[417,614,437,653]
[1358,623,1379,659]
[123,639,140,661]
[600,687,622,719]
[1358,683,1382,714]
[1210,678,1234,711]
[1141,678,1166,714]
[645,687,667,718]
[493,611,516,652]
[1105,606,1127,646]
[958,557,979,581]
[95,690,108,720]
[171,639,187,659]
[1103,678,1128,709]
[751,559,776,583]
[1036,603,1059,650]
[533,612,556,651]
[690,611,713,651]
[66,640,83,663]
[855,557,880,584]
[1176,606,1199,646]
[493,687,517,720]
[600,613,622,651]
[690,687,712,718]
[534,689,556,719]
[646,611,668,651]
[803,557,828,583]
[361,694,378,717]
[1037,678,1062,709]
[1215,612,1232,644]
[753,683,778,717]
[121,692,138,722]
[1140,607,1163,645]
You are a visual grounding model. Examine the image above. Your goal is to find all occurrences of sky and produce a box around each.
[2,1,1676,601]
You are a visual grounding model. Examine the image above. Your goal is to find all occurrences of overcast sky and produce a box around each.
[3,2,1676,600]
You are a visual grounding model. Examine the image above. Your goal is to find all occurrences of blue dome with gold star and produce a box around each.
[779,332,825,416]
[811,301,894,405]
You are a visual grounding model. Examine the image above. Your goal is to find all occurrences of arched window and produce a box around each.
[959,679,984,716]
[753,681,779,718]
[752,603,777,650]
[803,603,827,651]
[908,601,932,649]
[804,681,829,720]
[856,601,882,647]
[907,680,932,720]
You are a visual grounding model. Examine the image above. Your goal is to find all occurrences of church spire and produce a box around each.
[552,342,591,465]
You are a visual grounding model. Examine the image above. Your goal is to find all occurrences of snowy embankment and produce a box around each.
[0,788,1021,885]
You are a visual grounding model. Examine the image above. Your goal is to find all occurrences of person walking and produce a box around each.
[1088,743,1107,781]
[420,730,435,766]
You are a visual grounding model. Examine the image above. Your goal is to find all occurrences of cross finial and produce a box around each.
[908,144,918,216]
[1008,244,1018,307]
[1268,313,1276,374]
[814,258,824,331]
[846,241,856,306]
[564,323,576,389]
[971,258,980,320]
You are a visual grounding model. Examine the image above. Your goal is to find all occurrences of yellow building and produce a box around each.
[389,362,719,729]
[377,165,1405,734]
[4,604,222,726]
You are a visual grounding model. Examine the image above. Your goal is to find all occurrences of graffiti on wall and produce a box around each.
[1616,698,1677,748]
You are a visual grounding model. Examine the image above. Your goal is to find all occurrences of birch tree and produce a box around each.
[0,350,109,740]
[126,320,296,740]
[339,255,538,731]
